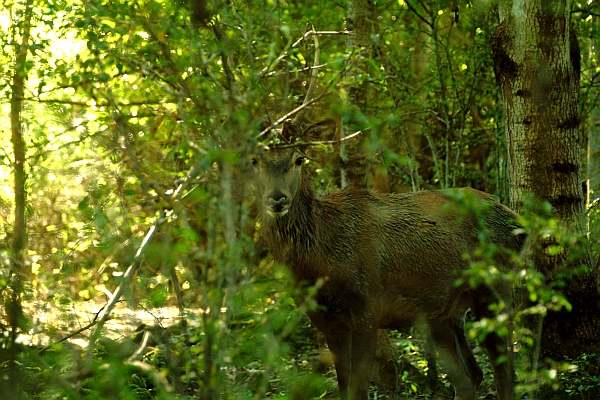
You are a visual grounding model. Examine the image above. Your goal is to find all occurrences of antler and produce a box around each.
[294,25,320,122]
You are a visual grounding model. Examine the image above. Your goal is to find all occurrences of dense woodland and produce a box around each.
[1,0,600,399]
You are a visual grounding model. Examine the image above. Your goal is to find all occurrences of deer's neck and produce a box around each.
[260,181,323,280]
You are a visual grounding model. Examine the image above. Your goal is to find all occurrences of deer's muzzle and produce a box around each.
[267,194,289,217]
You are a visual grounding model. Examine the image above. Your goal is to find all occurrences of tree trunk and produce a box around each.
[588,32,600,271]
[492,0,600,361]
[340,0,374,188]
[590,111,600,240]
[589,98,600,293]
[10,0,33,308]
[5,0,34,399]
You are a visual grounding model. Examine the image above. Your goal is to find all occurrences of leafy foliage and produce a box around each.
[1,0,599,399]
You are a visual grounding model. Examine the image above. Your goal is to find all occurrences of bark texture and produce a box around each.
[590,115,600,237]
[5,1,34,399]
[9,0,33,342]
[588,33,600,255]
[492,0,600,359]
[590,100,600,291]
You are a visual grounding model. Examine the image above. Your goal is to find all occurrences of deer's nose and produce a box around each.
[268,195,288,212]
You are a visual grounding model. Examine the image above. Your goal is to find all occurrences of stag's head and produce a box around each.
[251,119,308,218]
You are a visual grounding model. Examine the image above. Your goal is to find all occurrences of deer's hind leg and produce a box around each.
[472,285,514,400]
[428,315,483,400]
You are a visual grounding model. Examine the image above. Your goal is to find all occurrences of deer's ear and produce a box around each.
[303,119,337,142]
[259,120,278,143]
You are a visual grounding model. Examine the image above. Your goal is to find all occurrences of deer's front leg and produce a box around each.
[324,331,352,400]
[348,328,377,400]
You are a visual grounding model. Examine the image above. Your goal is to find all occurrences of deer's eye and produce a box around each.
[295,157,304,166]
[251,158,258,167]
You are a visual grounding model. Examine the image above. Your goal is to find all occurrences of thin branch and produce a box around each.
[415,0,432,17]
[82,163,203,369]
[264,62,330,78]
[165,222,185,314]
[27,130,92,164]
[572,8,600,18]
[259,36,294,78]
[78,2,208,357]
[178,95,206,155]
[37,305,107,355]
[84,216,165,366]
[137,19,209,112]
[212,21,236,91]
[95,233,143,278]
[404,0,434,29]
[291,29,351,48]
[258,43,359,139]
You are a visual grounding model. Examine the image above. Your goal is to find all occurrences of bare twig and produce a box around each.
[95,233,143,278]
[263,62,329,78]
[258,36,294,78]
[211,22,236,91]
[178,95,206,155]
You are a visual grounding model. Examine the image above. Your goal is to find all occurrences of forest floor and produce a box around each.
[15,299,501,399]
[20,299,184,348]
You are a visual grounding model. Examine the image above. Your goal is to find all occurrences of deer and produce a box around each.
[251,119,523,400]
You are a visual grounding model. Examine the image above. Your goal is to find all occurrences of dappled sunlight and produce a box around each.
[48,30,86,62]
[18,300,193,349]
